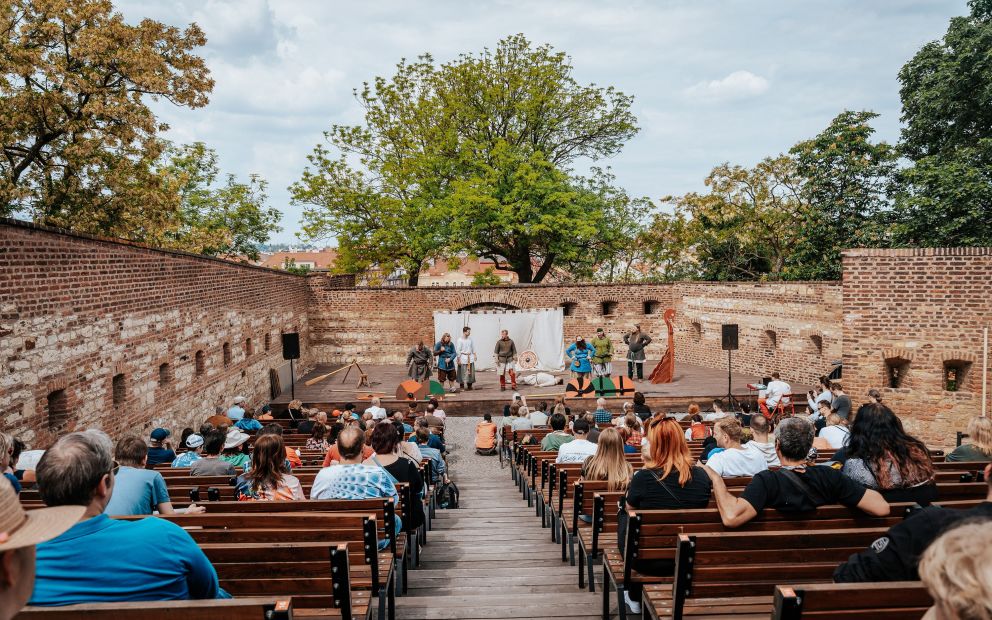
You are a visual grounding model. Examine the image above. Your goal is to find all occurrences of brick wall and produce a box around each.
[842,248,992,448]
[306,277,840,385]
[0,220,313,447]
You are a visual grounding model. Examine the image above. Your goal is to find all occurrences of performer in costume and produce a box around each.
[406,341,433,382]
[493,329,518,391]
[565,336,596,379]
[433,333,457,392]
[456,326,477,390]
[623,324,652,380]
[590,327,614,378]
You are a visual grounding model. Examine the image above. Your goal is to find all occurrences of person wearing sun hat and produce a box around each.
[29,430,228,606]
[219,428,251,470]
[0,480,82,619]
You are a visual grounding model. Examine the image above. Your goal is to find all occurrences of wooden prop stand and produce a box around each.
[304,360,372,389]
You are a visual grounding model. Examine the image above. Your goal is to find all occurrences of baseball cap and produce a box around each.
[0,481,83,553]
[150,428,170,441]
[185,434,204,449]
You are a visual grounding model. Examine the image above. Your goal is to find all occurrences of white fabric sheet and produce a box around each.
[433,308,564,372]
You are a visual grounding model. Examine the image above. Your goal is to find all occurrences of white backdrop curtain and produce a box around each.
[433,308,564,372]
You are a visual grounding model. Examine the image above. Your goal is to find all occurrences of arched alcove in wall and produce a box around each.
[457,302,521,312]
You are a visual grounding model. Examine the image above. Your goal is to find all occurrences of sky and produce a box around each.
[116,0,967,245]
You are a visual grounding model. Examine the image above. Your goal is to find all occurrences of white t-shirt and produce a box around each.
[765,380,792,408]
[705,447,769,477]
[819,425,851,449]
[556,438,598,463]
[432,408,446,420]
[365,406,387,421]
[702,411,731,422]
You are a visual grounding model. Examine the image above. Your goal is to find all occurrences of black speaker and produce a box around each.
[721,324,739,351]
[281,332,300,360]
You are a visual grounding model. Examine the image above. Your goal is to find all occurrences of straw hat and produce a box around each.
[0,481,83,552]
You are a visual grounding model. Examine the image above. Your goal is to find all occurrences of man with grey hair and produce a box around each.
[702,417,890,528]
[365,397,387,421]
[28,430,227,606]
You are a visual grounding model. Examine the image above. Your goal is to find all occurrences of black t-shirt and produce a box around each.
[297,420,315,435]
[382,457,426,529]
[633,403,652,421]
[741,466,867,514]
[832,394,852,420]
[146,447,176,466]
[626,466,712,510]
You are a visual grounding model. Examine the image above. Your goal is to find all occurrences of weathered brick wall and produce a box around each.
[842,248,992,448]
[0,220,313,447]
[307,277,840,385]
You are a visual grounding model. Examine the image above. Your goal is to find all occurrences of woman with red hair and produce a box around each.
[618,415,713,613]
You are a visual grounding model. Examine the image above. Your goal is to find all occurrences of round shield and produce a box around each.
[591,376,617,396]
[428,380,446,397]
[565,377,595,398]
[518,350,538,370]
[396,379,428,401]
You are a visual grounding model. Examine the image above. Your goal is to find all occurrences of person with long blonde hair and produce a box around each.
[619,416,712,614]
[580,428,633,492]
[946,416,992,462]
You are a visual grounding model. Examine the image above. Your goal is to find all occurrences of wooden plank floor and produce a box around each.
[397,469,626,619]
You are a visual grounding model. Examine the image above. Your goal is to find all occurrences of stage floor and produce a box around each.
[273,362,813,414]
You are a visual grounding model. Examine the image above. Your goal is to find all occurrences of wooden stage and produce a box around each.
[271,362,814,417]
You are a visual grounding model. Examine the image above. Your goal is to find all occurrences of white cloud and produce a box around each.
[684,70,770,103]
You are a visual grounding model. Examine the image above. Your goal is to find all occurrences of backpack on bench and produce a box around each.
[435,481,459,509]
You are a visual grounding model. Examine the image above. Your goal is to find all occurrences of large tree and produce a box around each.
[0,0,213,237]
[891,0,992,246]
[786,110,897,280]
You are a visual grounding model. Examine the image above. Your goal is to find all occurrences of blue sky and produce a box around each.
[116,0,966,244]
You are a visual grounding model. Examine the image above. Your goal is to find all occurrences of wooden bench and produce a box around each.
[772,581,932,619]
[16,598,293,619]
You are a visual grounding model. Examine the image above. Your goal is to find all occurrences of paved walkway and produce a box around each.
[396,418,619,619]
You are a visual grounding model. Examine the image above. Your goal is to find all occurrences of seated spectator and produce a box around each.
[632,391,652,421]
[584,413,601,444]
[593,398,611,425]
[556,417,597,464]
[424,404,445,430]
[178,427,195,448]
[189,429,236,476]
[742,414,780,467]
[296,410,318,436]
[428,398,446,420]
[235,434,304,501]
[306,422,330,452]
[219,428,251,470]
[703,417,889,528]
[30,430,227,605]
[841,403,937,504]
[257,404,274,421]
[580,427,632,491]
[918,520,992,620]
[145,428,176,467]
[105,435,204,516]
[703,418,768,477]
[529,401,549,427]
[204,407,231,432]
[171,433,203,468]
[411,427,447,484]
[409,418,445,453]
[0,432,20,495]
[616,427,639,454]
[365,397,388,421]
[9,437,35,487]
[946,416,992,462]
[394,421,423,463]
[703,399,731,422]
[322,422,374,466]
[259,423,303,468]
[511,404,533,431]
[622,413,643,449]
[234,409,263,432]
[311,427,401,550]
[0,480,82,618]
[835,462,991,583]
[226,396,246,421]
[393,411,413,434]
[475,413,497,456]
[817,408,850,449]
[620,415,713,613]
[684,406,712,440]
[830,382,852,420]
[541,413,573,452]
[364,422,425,530]
[287,399,303,424]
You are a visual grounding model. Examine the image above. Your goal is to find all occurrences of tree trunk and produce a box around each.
[532,253,556,283]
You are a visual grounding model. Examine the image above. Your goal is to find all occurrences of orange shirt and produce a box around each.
[322,444,375,467]
[475,422,497,450]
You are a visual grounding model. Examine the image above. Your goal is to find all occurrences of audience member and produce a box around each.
[411,427,448,484]
[632,391,652,421]
[580,428,632,491]
[703,418,768,477]
[620,416,713,613]
[424,404,445,430]
[226,396,246,421]
[623,413,643,449]
[30,430,227,605]
[835,463,992,583]
[0,480,82,620]
[475,414,497,456]
[0,433,19,495]
[219,428,251,469]
[541,413,574,452]
[817,410,851,449]
[365,397,388,421]
[234,409,263,432]
[806,375,833,414]
[592,398,611,425]
[393,411,414,433]
[296,410,317,435]
[743,414,780,467]
[235,434,304,501]
[257,404,274,421]
[918,521,992,620]
[684,406,712,440]
[145,428,176,467]
[410,418,445,452]
[557,417,597,464]
[306,423,330,452]
[841,403,937,504]
[866,388,883,404]
[830,382,852,420]
[394,421,423,462]
[105,436,198,516]
[171,433,203,468]
[946,416,992,462]
[703,399,731,421]
[428,398,446,420]
[322,422,374,466]
[703,417,889,528]
[529,401,549,427]
[204,408,231,431]
[189,429,236,476]
[364,422,425,530]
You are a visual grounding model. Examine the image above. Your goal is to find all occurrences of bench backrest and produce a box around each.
[16,598,292,619]
[773,581,932,619]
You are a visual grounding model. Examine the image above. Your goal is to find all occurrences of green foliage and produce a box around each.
[471,266,503,286]
[282,258,312,275]
[786,111,897,280]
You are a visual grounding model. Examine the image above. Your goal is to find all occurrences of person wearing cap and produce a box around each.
[29,430,228,606]
[170,433,204,468]
[189,429,236,477]
[566,336,597,379]
[590,328,614,378]
[219,428,251,470]
[146,428,176,467]
[104,436,205,517]
[0,477,83,619]
[226,396,246,421]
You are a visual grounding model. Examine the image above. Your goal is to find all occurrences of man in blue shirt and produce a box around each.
[226,396,246,421]
[29,429,228,606]
[145,428,176,466]
[593,398,612,425]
